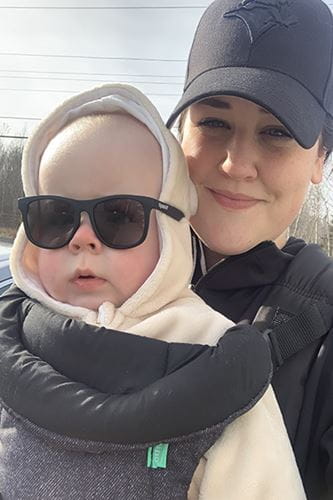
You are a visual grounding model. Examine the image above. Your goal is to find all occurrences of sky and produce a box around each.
[0,0,332,141]
[0,0,212,139]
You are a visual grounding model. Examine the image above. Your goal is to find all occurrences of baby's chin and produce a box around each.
[52,292,124,311]
[41,279,127,310]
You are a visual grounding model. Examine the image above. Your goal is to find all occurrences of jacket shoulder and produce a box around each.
[256,243,333,325]
[281,243,333,302]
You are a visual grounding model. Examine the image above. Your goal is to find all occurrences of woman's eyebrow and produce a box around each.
[197,98,230,109]
[196,98,274,118]
[198,98,271,115]
[259,107,270,114]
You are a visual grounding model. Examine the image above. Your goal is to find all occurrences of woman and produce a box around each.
[167,0,333,499]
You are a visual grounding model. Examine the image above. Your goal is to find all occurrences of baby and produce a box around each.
[0,84,305,499]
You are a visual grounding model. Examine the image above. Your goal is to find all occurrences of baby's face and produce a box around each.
[36,114,162,309]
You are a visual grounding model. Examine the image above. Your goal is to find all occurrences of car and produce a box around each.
[0,244,12,294]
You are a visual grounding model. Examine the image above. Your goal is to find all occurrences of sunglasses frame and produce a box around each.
[18,194,185,250]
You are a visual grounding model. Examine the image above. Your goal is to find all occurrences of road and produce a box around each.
[0,241,12,258]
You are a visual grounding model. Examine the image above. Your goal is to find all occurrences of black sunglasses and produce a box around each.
[18,195,184,250]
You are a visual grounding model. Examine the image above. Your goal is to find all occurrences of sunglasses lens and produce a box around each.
[94,198,145,247]
[27,199,75,248]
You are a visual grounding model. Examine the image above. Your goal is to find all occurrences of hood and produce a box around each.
[10,84,197,325]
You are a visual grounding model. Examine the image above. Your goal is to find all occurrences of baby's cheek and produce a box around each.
[115,250,158,299]
[22,242,40,278]
[37,250,66,299]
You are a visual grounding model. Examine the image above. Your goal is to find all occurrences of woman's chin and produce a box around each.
[202,235,261,257]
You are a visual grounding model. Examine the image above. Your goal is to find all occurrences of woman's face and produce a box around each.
[181,95,325,258]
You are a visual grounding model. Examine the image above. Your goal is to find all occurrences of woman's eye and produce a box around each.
[195,118,230,138]
[197,118,228,129]
[262,127,293,139]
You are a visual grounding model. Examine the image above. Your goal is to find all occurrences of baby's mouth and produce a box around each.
[73,268,97,280]
[71,270,106,289]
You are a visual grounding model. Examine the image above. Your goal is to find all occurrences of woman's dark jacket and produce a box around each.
[192,237,333,500]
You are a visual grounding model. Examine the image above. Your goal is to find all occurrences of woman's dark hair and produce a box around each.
[177,107,333,163]
[321,113,333,162]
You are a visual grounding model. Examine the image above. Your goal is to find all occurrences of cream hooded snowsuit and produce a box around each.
[8,84,305,499]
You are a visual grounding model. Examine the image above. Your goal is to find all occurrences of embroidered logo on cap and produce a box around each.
[224,0,297,44]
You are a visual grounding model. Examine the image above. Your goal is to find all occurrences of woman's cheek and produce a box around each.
[186,148,212,185]
[186,157,201,183]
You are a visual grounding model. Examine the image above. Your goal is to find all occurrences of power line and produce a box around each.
[0,5,207,10]
[0,134,28,139]
[0,52,186,62]
[0,88,180,96]
[0,75,183,85]
[0,69,184,78]
[0,115,40,121]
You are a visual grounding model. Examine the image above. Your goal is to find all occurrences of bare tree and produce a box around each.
[290,163,333,256]
[0,138,24,239]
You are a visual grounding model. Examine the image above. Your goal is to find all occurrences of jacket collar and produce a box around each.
[193,237,306,292]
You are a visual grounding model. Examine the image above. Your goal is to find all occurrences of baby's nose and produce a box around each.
[68,213,102,253]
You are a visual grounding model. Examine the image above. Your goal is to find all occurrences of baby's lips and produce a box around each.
[72,268,97,280]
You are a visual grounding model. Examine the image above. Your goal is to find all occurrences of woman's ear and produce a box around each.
[311,146,326,185]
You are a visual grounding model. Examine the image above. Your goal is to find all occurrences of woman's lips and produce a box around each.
[208,188,261,210]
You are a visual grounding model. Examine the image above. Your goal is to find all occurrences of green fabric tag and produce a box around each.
[146,443,169,469]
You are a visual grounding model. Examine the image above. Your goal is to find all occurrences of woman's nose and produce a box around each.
[218,136,258,181]
[68,213,103,253]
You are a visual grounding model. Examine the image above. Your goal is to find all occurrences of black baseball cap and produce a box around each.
[167,0,333,149]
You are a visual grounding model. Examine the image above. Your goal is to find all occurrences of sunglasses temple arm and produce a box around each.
[156,201,185,221]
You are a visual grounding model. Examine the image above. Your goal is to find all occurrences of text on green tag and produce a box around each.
[146,443,169,469]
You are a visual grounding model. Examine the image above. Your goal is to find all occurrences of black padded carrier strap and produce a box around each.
[266,302,333,369]
[0,286,272,444]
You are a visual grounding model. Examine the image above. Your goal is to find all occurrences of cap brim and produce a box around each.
[167,67,325,149]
